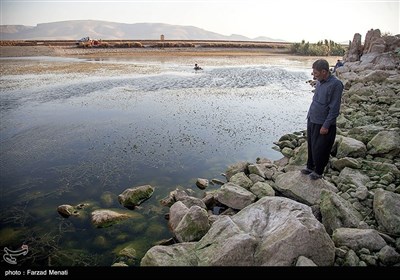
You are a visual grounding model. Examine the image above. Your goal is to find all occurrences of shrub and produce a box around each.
[290,39,346,56]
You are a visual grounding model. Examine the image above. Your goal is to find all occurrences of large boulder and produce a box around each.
[332,228,387,252]
[320,190,363,235]
[339,167,370,189]
[174,206,210,242]
[141,243,197,266]
[195,216,258,266]
[346,33,362,62]
[336,135,367,159]
[215,182,256,210]
[373,189,400,236]
[141,197,335,266]
[274,171,338,206]
[348,125,384,144]
[363,29,381,54]
[367,130,400,157]
[196,196,335,266]
[168,201,189,231]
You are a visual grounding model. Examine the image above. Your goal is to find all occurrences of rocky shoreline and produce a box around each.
[137,29,399,266]
[55,29,399,266]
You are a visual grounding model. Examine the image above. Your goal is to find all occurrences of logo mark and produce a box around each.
[3,245,29,265]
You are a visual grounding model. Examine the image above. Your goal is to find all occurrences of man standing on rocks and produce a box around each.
[301,59,343,180]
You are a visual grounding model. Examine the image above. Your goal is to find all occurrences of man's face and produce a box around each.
[312,69,328,81]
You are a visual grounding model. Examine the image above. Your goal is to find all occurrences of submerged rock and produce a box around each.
[91,209,131,228]
[57,204,87,218]
[118,185,154,209]
[196,178,209,190]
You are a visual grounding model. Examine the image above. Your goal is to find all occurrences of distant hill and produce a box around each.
[0,20,285,42]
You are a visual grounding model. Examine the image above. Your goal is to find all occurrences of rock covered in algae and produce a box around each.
[118,185,154,209]
[57,203,88,218]
[91,209,131,228]
[57,205,78,218]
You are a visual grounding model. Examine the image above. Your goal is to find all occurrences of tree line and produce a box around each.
[290,39,346,56]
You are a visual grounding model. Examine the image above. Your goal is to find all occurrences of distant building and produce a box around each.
[160,34,165,41]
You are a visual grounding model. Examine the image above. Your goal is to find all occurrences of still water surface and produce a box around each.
[0,55,315,265]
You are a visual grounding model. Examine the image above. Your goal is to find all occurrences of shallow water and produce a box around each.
[0,55,315,265]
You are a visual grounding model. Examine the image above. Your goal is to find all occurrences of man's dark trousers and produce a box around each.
[306,119,336,175]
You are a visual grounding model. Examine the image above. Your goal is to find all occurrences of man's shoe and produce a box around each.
[300,168,313,175]
[309,172,322,180]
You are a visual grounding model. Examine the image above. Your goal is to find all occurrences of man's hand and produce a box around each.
[320,127,329,135]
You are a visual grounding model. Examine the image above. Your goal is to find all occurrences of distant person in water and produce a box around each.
[194,63,203,70]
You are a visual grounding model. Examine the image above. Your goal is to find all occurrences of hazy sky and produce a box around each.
[1,0,399,42]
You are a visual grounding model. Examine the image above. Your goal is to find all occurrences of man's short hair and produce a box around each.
[312,59,330,72]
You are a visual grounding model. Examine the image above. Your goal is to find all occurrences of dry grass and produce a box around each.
[0,40,292,59]
[1,39,290,48]
[0,41,37,46]
[0,43,291,59]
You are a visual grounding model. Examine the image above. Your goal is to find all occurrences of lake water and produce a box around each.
[0,54,318,266]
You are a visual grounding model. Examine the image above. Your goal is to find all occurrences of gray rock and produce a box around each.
[377,245,400,266]
[362,160,400,178]
[195,216,258,266]
[118,185,154,208]
[295,256,317,266]
[196,197,335,266]
[248,164,267,178]
[91,209,131,228]
[274,171,338,206]
[361,70,390,83]
[225,161,249,180]
[288,142,308,166]
[335,247,347,258]
[348,125,384,144]
[332,228,387,252]
[281,147,294,158]
[331,157,361,171]
[57,204,78,217]
[179,196,207,210]
[339,167,370,189]
[229,172,253,190]
[169,201,189,231]
[248,173,265,183]
[215,182,256,210]
[141,243,197,266]
[367,130,400,157]
[250,181,275,198]
[196,178,209,190]
[355,186,369,200]
[343,250,360,266]
[320,190,363,235]
[174,206,210,242]
[336,135,367,159]
[373,189,400,235]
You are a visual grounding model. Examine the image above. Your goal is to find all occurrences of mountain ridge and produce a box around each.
[0,20,286,42]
